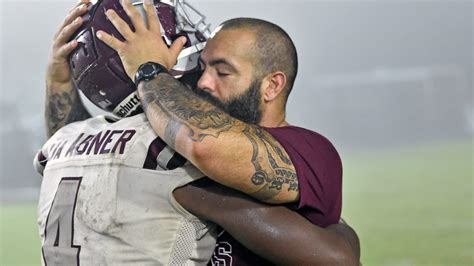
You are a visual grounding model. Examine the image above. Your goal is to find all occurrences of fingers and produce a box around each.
[68,0,90,13]
[169,37,187,63]
[105,9,134,40]
[56,40,79,59]
[143,0,160,32]
[55,16,83,46]
[96,30,124,51]
[56,2,89,39]
[121,0,146,33]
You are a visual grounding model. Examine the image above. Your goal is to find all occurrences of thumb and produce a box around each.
[169,36,187,61]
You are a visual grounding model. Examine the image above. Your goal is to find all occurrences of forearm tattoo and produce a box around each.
[140,74,235,145]
[46,88,91,137]
[243,125,299,200]
[140,73,298,197]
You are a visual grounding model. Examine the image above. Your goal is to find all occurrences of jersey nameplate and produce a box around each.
[48,129,136,160]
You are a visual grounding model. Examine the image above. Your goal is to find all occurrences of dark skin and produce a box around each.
[44,0,361,264]
[174,179,360,265]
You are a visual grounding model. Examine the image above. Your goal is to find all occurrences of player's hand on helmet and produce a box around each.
[46,0,90,89]
[96,0,187,81]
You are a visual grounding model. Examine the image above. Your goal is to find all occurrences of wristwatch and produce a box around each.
[134,62,169,87]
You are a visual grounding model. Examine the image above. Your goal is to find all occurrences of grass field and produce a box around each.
[1,139,472,265]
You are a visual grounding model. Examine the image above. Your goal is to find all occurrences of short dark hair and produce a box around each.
[220,18,298,97]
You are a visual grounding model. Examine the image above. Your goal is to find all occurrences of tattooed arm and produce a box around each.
[138,73,298,204]
[45,0,91,137]
[45,82,91,137]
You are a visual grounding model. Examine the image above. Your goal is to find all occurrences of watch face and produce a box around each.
[142,64,156,75]
[136,62,167,86]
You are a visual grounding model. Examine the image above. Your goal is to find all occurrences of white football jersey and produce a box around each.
[34,114,217,265]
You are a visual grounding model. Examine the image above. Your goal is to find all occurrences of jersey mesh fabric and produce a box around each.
[169,220,214,265]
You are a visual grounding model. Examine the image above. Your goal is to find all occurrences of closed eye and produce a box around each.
[199,57,237,76]
[217,72,230,77]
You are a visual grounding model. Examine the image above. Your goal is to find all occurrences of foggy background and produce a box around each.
[0,0,472,264]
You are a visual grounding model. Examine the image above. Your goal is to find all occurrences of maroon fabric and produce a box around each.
[209,229,272,266]
[37,151,48,167]
[142,137,167,170]
[265,126,343,227]
[209,126,343,265]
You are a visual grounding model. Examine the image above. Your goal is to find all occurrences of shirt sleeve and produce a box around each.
[263,126,343,227]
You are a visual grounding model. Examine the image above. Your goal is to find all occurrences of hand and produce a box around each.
[96,0,186,80]
[46,0,90,90]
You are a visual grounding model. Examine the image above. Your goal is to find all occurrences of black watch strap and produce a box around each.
[134,62,169,87]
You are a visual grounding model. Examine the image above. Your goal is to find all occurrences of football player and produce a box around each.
[37,0,360,264]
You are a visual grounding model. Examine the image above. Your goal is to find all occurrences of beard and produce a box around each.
[191,79,263,125]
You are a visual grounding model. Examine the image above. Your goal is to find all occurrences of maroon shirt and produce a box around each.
[208,126,343,265]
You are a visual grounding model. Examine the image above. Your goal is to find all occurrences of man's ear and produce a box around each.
[262,71,287,102]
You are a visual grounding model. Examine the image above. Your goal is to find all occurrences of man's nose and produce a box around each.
[197,71,216,93]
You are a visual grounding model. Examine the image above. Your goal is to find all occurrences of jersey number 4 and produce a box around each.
[42,177,82,266]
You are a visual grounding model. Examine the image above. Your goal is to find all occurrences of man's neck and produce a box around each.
[259,111,288,128]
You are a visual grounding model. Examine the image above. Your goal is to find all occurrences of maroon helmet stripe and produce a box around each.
[143,137,167,170]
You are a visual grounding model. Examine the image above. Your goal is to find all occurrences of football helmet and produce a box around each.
[69,0,211,117]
